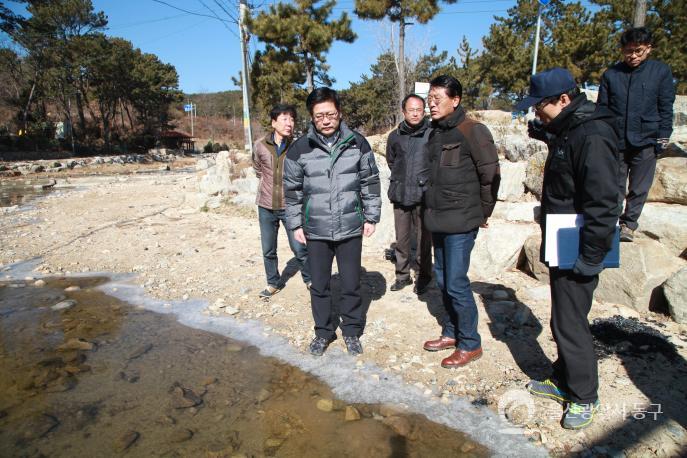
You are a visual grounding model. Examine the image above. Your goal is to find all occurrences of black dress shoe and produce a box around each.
[390,279,413,291]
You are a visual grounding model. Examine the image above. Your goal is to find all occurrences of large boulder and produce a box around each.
[521,233,549,283]
[197,150,232,195]
[596,239,686,313]
[498,134,548,162]
[524,148,547,200]
[468,221,537,280]
[663,267,687,324]
[491,202,540,223]
[647,157,687,205]
[637,203,687,257]
[497,161,527,202]
[228,167,258,208]
[364,152,394,251]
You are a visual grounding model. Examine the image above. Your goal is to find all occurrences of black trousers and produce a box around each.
[393,204,432,282]
[619,145,656,231]
[549,267,599,405]
[308,236,364,340]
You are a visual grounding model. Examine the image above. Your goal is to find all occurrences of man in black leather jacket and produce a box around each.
[516,68,621,430]
[598,27,675,242]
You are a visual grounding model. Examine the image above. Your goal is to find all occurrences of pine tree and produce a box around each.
[248,0,356,94]
[590,0,687,93]
[354,0,456,115]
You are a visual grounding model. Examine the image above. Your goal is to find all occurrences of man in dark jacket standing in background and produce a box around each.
[284,87,381,357]
[253,103,310,298]
[421,75,500,369]
[386,94,432,294]
[517,68,620,430]
[597,27,675,242]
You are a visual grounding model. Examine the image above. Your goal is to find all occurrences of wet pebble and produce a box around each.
[127,343,153,360]
[22,414,59,439]
[265,437,284,449]
[382,415,412,437]
[57,338,95,351]
[345,406,361,421]
[64,285,81,292]
[34,279,46,287]
[316,398,333,412]
[51,300,76,311]
[170,428,194,443]
[114,430,140,452]
[226,343,243,352]
[257,388,271,403]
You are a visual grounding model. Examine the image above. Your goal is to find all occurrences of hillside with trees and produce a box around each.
[0,0,182,155]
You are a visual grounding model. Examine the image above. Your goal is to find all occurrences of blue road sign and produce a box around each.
[538,0,551,4]
[183,104,193,112]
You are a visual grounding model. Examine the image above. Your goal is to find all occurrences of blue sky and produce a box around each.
[94,0,525,93]
[6,0,542,93]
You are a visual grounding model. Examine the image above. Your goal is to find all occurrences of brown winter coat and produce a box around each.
[252,134,291,210]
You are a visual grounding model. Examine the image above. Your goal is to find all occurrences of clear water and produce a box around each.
[0,180,54,207]
[0,277,489,457]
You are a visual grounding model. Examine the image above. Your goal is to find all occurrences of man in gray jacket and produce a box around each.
[284,87,381,357]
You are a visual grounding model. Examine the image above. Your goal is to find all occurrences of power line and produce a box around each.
[151,0,233,23]
[196,0,241,38]
[106,13,189,31]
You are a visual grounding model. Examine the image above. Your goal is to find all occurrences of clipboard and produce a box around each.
[545,214,620,269]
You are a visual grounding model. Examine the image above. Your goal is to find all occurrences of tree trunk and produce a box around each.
[398,16,406,122]
[305,52,314,94]
[22,78,37,134]
[633,0,647,27]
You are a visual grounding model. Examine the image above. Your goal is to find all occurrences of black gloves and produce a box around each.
[527,119,549,142]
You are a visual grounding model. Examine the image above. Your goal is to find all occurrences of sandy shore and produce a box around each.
[1,160,686,456]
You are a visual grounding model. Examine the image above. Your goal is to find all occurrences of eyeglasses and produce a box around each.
[404,108,425,114]
[426,95,446,104]
[622,46,650,57]
[313,112,339,122]
[534,95,560,111]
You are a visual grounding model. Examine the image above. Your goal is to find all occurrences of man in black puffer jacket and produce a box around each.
[598,27,675,242]
[516,68,621,430]
[284,87,381,357]
[386,94,432,294]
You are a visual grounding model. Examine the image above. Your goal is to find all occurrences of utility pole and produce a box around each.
[238,0,253,156]
[531,3,543,75]
[633,0,647,27]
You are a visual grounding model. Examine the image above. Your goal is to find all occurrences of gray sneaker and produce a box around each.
[308,336,333,356]
[258,285,281,298]
[562,400,600,430]
[620,224,634,242]
[526,379,570,406]
[343,336,363,356]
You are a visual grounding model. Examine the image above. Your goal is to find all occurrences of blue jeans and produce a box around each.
[432,229,481,351]
[258,206,310,287]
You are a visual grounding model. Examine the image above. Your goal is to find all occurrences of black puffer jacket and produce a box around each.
[597,59,675,150]
[423,106,500,234]
[386,118,431,206]
[540,94,621,273]
[283,122,381,241]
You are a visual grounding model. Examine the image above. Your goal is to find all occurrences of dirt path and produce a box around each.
[1,163,686,456]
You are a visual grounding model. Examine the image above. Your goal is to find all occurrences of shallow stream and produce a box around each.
[0,277,489,457]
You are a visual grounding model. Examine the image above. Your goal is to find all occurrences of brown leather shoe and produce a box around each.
[441,348,483,368]
[423,336,457,352]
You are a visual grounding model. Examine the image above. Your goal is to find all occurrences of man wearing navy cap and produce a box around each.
[515,68,620,430]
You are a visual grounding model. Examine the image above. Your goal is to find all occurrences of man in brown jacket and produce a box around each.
[253,103,310,298]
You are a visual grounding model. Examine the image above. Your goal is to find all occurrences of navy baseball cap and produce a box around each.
[514,68,577,112]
